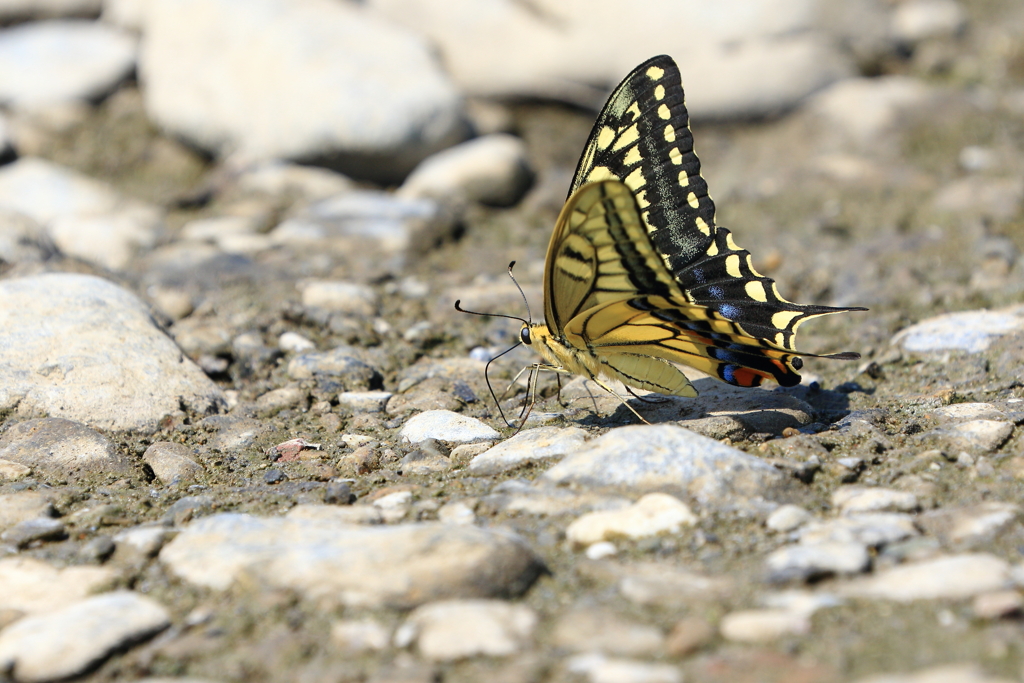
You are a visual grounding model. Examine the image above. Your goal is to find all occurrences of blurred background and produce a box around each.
[0,0,1022,372]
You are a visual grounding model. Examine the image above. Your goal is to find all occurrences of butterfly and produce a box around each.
[459,55,864,424]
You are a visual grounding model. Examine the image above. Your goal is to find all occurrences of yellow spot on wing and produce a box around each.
[775,332,786,347]
[772,310,803,329]
[664,125,675,143]
[624,167,646,190]
[725,254,742,277]
[725,233,740,251]
[623,146,641,165]
[626,102,641,121]
[695,216,710,236]
[596,126,616,150]
[687,192,699,209]
[587,165,616,182]
[744,280,768,302]
[706,240,719,256]
[646,65,665,80]
[677,170,689,187]
[658,104,671,120]
[613,124,639,150]
[669,148,682,164]
[635,190,649,208]
[654,84,665,100]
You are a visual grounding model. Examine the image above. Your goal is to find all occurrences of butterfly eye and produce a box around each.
[520,326,532,345]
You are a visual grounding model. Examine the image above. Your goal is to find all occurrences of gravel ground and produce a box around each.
[4,1,1024,682]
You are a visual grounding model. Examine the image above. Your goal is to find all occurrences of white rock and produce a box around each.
[373,491,412,524]
[765,542,871,583]
[113,525,174,557]
[719,608,810,643]
[925,420,1015,453]
[399,133,533,207]
[931,403,1007,423]
[0,591,170,682]
[799,513,918,547]
[585,541,618,560]
[468,426,587,475]
[0,458,30,482]
[180,215,257,243]
[159,513,543,608]
[0,418,132,479]
[892,306,1024,353]
[401,599,537,661]
[0,492,55,530]
[616,562,733,607]
[140,0,465,182]
[330,618,390,653]
[0,273,224,431]
[399,410,500,445]
[766,504,813,532]
[840,553,1011,602]
[278,331,315,354]
[337,391,393,413]
[851,663,1017,683]
[300,280,378,317]
[551,607,664,657]
[235,161,353,202]
[0,20,136,109]
[833,487,919,515]
[807,76,933,142]
[367,0,849,119]
[0,157,162,269]
[0,557,115,614]
[566,493,697,547]
[891,0,966,44]
[565,652,682,683]
[437,501,476,526]
[920,502,1021,546]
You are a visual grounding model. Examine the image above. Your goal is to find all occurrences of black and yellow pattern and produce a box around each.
[521,55,863,395]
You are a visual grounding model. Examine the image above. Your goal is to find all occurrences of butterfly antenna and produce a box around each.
[454,300,529,326]
[506,261,532,325]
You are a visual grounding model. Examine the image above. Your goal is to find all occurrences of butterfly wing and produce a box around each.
[547,180,857,391]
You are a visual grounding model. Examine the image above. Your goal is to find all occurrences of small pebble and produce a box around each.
[278,331,316,353]
[263,469,287,485]
[0,517,65,548]
[719,608,810,643]
[566,493,697,547]
[399,410,500,445]
[766,504,812,533]
[324,481,354,505]
[765,542,871,583]
[330,618,390,652]
[585,541,618,560]
[972,590,1023,620]
[833,487,919,515]
[665,616,715,657]
[400,599,537,661]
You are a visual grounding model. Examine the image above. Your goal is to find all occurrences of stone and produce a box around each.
[235,160,354,202]
[373,490,413,523]
[113,525,174,558]
[566,493,697,547]
[367,0,849,120]
[798,514,918,548]
[278,331,316,354]
[891,0,967,44]
[0,157,162,270]
[551,607,663,656]
[0,20,136,109]
[286,504,383,525]
[101,0,146,29]
[0,591,170,682]
[140,0,465,182]
[0,210,53,266]
[806,76,933,143]
[1,517,65,548]
[832,487,919,515]
[839,553,1011,602]
[0,557,115,614]
[437,501,476,526]
[765,542,871,583]
[0,459,32,483]
[922,420,1014,453]
[330,618,390,653]
[932,177,1024,220]
[337,391,393,413]
[972,590,1023,620]
[286,348,379,389]
[398,133,533,207]
[891,306,1024,353]
[143,442,204,485]
[0,274,224,431]
[300,280,378,317]
[766,504,812,533]
[539,425,789,508]
[850,663,1015,683]
[931,403,1007,423]
[0,492,55,531]
[613,562,733,607]
[467,426,587,475]
[255,386,308,416]
[398,599,537,661]
[918,502,1020,546]
[719,609,810,643]
[481,482,630,518]
[564,652,682,683]
[159,513,544,608]
[665,617,715,657]
[399,410,500,445]
[0,418,132,479]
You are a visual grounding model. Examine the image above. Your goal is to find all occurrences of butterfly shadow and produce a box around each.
[559,375,859,437]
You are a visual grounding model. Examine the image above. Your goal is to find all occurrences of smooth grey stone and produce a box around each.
[0,517,65,548]
[468,426,587,475]
[0,557,115,614]
[839,553,1012,602]
[0,418,131,479]
[287,348,379,388]
[551,607,664,657]
[0,21,136,108]
[765,542,871,583]
[397,599,537,661]
[0,591,170,682]
[159,513,544,608]
[0,274,224,432]
[798,513,918,548]
[891,0,966,43]
[399,410,500,445]
[143,442,204,485]
[0,492,55,531]
[79,535,115,563]
[920,420,1014,453]
[918,502,1021,547]
[891,305,1024,353]
[140,0,466,183]
[539,425,789,508]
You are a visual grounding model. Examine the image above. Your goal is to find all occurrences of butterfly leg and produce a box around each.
[588,376,652,425]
